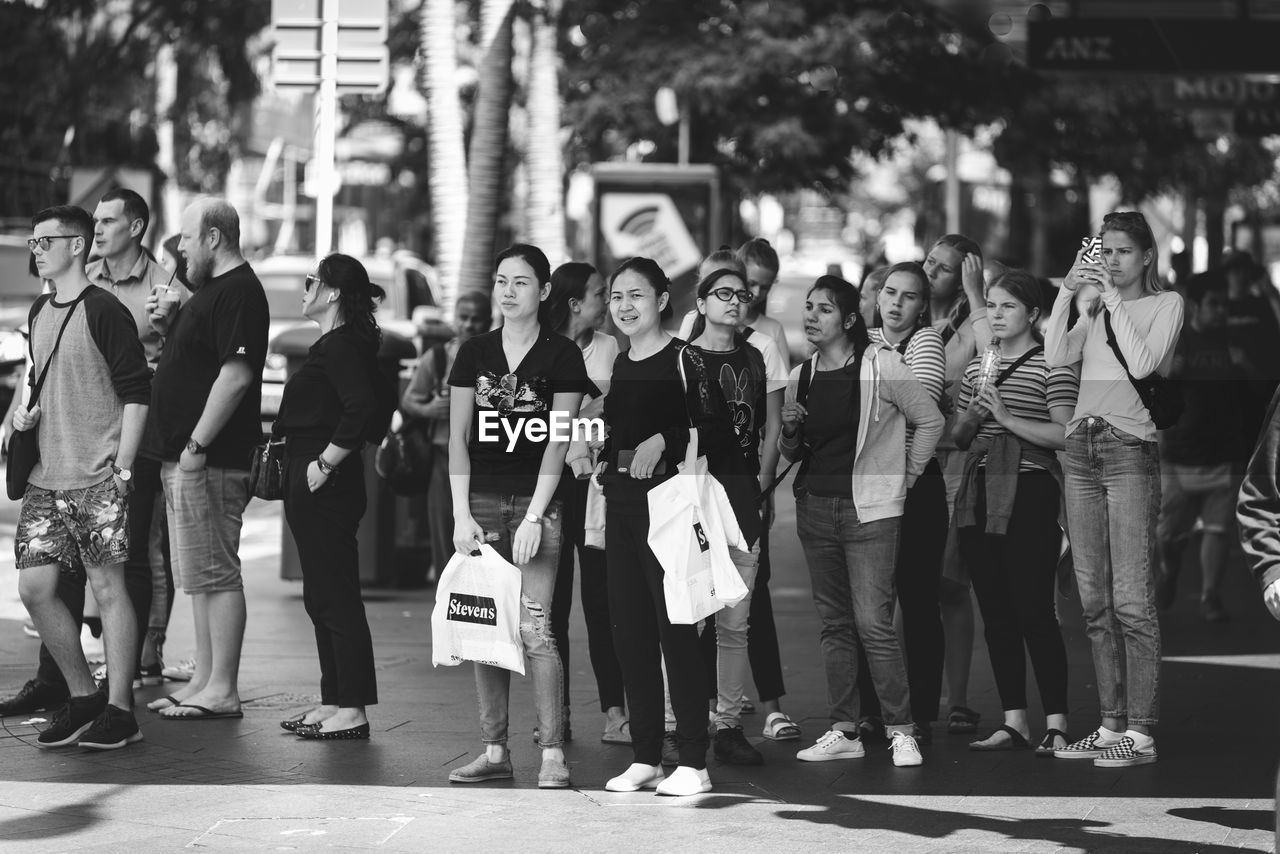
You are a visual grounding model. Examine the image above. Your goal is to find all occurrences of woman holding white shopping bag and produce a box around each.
[781,275,944,768]
[595,257,743,797]
[445,244,590,789]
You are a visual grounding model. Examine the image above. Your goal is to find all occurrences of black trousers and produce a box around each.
[958,470,1068,715]
[550,474,626,712]
[747,526,786,702]
[283,452,378,707]
[606,508,708,769]
[857,458,947,725]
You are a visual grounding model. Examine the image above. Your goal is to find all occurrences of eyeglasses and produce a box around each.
[27,235,78,252]
[304,274,322,292]
[707,287,753,304]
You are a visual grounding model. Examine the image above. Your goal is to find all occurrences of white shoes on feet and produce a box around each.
[796,729,865,762]
[890,730,923,767]
[604,762,665,792]
[655,766,711,796]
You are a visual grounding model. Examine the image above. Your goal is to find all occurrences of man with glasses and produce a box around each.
[140,197,268,722]
[87,188,190,690]
[11,205,151,749]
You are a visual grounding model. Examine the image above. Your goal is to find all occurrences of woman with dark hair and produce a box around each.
[952,268,1076,755]
[444,244,589,788]
[1046,212,1183,767]
[543,261,629,745]
[923,233,992,736]
[782,275,943,767]
[854,261,948,743]
[274,253,397,740]
[401,290,492,582]
[597,256,739,796]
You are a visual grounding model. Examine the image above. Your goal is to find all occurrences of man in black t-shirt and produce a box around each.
[141,198,268,720]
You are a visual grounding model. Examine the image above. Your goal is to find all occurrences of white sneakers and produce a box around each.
[604,763,665,792]
[796,729,924,766]
[890,730,923,767]
[796,729,866,762]
[655,766,712,796]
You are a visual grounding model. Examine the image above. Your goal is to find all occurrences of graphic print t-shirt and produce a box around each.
[448,328,591,496]
[695,343,766,475]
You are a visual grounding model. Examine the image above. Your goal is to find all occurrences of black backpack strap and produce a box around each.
[758,358,815,503]
[993,345,1043,387]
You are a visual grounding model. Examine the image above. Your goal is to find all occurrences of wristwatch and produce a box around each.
[186,437,208,455]
[111,464,132,483]
[316,456,336,476]
[524,512,542,525]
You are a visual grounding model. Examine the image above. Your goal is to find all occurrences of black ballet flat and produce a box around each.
[280,715,320,733]
[296,722,370,740]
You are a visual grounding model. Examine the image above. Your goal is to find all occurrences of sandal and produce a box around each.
[1036,728,1069,757]
[601,719,631,745]
[969,724,1030,751]
[947,705,980,734]
[762,712,801,742]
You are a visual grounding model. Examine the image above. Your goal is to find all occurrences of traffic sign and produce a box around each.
[270,0,389,94]
[1028,18,1280,73]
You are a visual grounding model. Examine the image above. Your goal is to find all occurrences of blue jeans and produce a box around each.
[468,493,565,747]
[796,493,913,731]
[1064,418,1161,726]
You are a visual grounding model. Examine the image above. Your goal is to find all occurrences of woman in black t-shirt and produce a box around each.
[596,257,738,797]
[275,254,396,740]
[445,244,589,789]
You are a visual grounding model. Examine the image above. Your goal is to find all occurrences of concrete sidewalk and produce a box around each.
[0,490,1277,853]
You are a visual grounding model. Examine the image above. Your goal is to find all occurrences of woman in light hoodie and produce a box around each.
[781,275,944,768]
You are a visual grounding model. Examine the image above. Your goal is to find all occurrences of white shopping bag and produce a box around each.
[647,427,750,625]
[431,544,525,674]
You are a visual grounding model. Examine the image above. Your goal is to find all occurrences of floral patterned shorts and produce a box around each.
[15,477,130,570]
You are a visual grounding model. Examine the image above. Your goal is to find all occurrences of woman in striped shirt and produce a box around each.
[952,268,1076,755]
[855,262,947,742]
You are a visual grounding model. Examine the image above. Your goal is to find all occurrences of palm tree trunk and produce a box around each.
[523,0,565,267]
[419,0,468,312]
[458,0,517,296]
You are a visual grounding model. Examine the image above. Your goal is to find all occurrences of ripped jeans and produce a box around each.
[468,493,565,748]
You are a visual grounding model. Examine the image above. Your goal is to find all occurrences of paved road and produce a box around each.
[0,488,1277,852]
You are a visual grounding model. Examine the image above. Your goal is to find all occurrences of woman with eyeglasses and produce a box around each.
[596,257,740,796]
[952,268,1076,756]
[542,261,629,746]
[922,233,992,737]
[782,275,943,768]
[444,244,590,789]
[273,254,396,740]
[684,267,788,765]
[1045,211,1183,767]
[852,262,948,744]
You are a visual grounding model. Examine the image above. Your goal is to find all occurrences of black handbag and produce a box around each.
[1102,309,1184,430]
[375,421,435,494]
[6,295,85,501]
[249,437,286,501]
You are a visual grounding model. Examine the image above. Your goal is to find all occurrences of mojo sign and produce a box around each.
[1161,77,1280,138]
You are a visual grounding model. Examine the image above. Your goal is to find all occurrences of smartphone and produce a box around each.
[1080,236,1102,264]
[616,450,666,476]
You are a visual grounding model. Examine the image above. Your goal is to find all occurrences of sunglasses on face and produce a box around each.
[27,235,78,252]
[305,274,322,292]
[707,287,753,304]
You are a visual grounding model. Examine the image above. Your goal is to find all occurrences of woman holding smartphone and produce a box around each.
[1045,212,1183,767]
[445,244,590,789]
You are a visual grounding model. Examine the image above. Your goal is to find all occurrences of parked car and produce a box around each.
[257,251,451,420]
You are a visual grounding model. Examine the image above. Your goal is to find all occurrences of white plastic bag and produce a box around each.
[431,544,525,674]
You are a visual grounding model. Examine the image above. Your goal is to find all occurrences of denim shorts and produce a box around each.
[15,476,130,570]
[162,463,252,594]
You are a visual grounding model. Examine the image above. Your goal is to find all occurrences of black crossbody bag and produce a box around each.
[1102,309,1183,430]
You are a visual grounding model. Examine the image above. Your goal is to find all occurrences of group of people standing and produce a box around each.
[4,201,1203,792]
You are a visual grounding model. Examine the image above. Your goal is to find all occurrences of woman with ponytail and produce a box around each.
[274,253,397,740]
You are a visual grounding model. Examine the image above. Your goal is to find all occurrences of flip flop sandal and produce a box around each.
[969,724,1031,751]
[160,704,244,721]
[762,712,802,742]
[601,719,632,745]
[147,694,182,712]
[1035,728,1069,757]
[947,706,981,734]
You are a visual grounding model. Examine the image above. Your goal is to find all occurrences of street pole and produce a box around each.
[678,103,690,166]
[944,129,961,234]
[314,0,339,258]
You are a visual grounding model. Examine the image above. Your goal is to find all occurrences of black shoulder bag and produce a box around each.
[1102,309,1183,430]
[7,296,85,500]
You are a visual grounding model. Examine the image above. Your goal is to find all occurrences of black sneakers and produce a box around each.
[36,693,107,749]
[714,726,764,766]
[0,679,69,717]
[79,704,143,751]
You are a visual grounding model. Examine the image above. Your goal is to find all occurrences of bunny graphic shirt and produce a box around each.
[694,343,767,475]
